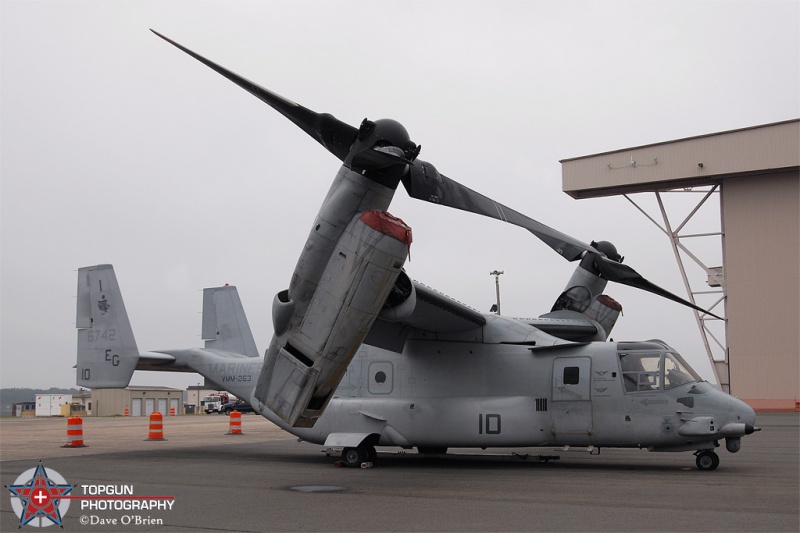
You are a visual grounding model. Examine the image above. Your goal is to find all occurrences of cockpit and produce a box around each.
[618,342,701,393]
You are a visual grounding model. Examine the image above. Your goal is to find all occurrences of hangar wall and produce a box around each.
[723,171,799,410]
[561,120,799,411]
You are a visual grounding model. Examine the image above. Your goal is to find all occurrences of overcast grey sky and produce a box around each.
[2,0,798,390]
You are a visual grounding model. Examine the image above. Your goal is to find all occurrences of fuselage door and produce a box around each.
[551,356,592,434]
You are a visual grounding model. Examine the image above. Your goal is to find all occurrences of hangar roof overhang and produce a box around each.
[561,119,799,199]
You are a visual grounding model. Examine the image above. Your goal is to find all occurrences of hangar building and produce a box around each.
[561,119,799,411]
[91,386,184,416]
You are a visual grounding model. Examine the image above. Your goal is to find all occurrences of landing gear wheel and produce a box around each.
[342,445,374,467]
[695,451,720,471]
[342,447,364,466]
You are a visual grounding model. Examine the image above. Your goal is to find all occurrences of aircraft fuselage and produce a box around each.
[174,336,755,456]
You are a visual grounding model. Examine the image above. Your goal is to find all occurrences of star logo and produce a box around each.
[6,462,73,528]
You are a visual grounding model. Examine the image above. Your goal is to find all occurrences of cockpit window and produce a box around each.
[619,350,700,392]
[663,352,700,389]
[619,352,661,392]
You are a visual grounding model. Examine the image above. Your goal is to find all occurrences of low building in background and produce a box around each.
[91,386,184,416]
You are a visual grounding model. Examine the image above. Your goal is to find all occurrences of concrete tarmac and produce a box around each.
[1,413,797,532]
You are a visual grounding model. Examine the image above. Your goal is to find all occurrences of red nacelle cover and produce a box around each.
[360,210,413,245]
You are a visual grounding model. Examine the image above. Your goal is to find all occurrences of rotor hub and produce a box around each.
[591,240,622,262]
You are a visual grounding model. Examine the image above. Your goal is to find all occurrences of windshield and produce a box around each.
[663,352,701,389]
[619,350,700,392]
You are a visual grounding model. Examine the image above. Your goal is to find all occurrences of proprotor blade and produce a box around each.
[403,159,597,261]
[152,31,721,320]
[593,255,724,320]
[151,30,357,162]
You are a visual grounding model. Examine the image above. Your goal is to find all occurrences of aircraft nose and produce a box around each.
[716,396,759,441]
[730,396,759,434]
[739,399,757,426]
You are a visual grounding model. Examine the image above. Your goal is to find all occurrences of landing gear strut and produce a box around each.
[695,450,720,471]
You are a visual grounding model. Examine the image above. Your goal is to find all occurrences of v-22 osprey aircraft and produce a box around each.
[75,31,758,471]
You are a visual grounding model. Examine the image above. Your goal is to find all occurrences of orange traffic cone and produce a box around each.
[145,412,167,441]
[226,410,243,435]
[62,416,87,448]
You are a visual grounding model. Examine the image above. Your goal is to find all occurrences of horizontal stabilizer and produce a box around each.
[202,285,258,357]
[76,265,138,388]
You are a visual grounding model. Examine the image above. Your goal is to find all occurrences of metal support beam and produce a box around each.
[624,185,729,391]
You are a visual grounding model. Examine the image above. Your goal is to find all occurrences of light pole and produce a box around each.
[489,270,504,315]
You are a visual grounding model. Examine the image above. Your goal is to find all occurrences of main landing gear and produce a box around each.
[340,444,377,467]
[695,450,720,471]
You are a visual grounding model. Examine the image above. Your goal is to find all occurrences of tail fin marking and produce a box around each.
[76,265,138,388]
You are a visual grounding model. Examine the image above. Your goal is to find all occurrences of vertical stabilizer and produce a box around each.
[202,285,258,357]
[76,265,139,388]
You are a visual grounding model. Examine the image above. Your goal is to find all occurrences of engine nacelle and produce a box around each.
[271,289,294,336]
[257,210,412,427]
[582,294,622,338]
[551,259,622,339]
[378,270,417,322]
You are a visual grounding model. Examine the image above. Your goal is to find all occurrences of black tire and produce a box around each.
[696,451,720,471]
[341,447,364,467]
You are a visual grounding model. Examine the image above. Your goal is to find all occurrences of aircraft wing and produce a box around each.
[525,311,604,342]
[364,280,487,352]
[365,282,609,351]
[403,281,487,332]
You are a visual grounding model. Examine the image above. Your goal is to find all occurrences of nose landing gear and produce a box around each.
[695,450,720,471]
